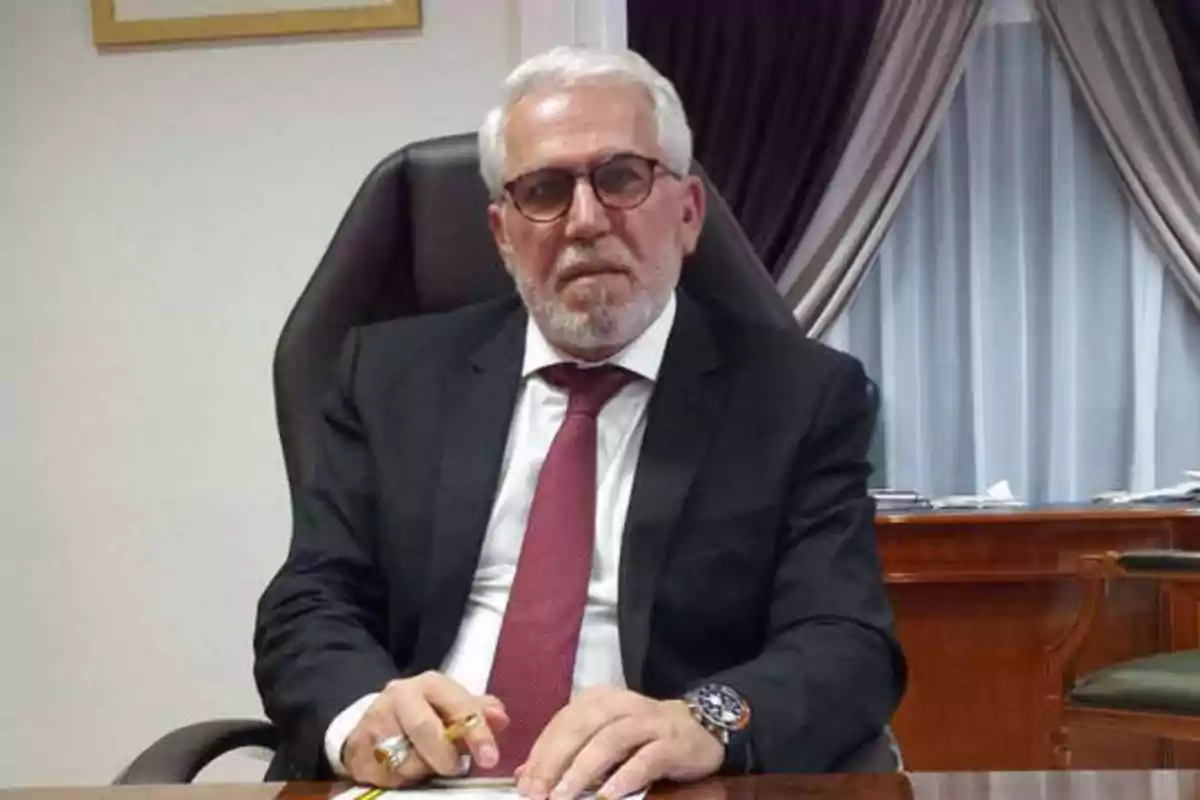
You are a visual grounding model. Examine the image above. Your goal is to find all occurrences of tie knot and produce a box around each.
[541,363,637,419]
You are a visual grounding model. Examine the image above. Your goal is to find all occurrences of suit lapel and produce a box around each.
[619,295,727,690]
[412,304,525,671]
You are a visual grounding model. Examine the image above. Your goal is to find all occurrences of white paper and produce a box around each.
[334,787,648,800]
[931,479,1026,509]
[1092,480,1200,504]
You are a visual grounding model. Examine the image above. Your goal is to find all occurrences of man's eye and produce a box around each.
[598,166,640,191]
[609,163,641,180]
[519,174,570,204]
[526,180,561,200]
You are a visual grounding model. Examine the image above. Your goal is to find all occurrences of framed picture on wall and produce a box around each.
[90,0,421,47]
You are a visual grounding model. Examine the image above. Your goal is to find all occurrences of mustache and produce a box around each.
[554,245,635,282]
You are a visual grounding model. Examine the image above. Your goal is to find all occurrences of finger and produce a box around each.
[482,694,508,715]
[522,690,651,799]
[419,674,505,771]
[391,681,462,775]
[353,700,429,788]
[551,716,658,800]
[597,741,670,800]
[484,703,511,731]
[349,731,416,788]
[446,711,500,770]
[349,736,401,788]
[366,748,435,789]
[343,701,401,787]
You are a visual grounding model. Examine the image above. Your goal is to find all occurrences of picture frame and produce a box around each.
[90,0,421,47]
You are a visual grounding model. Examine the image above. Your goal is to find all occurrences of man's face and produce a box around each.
[488,82,705,358]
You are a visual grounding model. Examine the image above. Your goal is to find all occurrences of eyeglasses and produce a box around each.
[501,152,682,223]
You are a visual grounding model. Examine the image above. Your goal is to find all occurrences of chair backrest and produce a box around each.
[273,132,795,493]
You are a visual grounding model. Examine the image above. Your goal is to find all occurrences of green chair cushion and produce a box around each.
[1117,550,1200,573]
[1070,650,1200,715]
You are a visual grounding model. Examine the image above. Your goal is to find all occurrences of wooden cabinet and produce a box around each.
[876,506,1200,770]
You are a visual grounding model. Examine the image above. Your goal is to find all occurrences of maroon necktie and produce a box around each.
[480,364,636,775]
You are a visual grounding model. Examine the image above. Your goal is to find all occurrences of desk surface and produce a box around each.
[7,774,1200,800]
[878,502,1200,526]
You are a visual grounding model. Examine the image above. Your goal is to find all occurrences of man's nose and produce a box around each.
[563,178,611,239]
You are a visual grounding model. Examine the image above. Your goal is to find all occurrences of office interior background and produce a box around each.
[2,0,1199,788]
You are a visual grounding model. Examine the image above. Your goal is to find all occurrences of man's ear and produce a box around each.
[679,175,707,255]
[487,202,515,270]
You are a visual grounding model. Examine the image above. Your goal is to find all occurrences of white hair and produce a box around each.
[477,46,693,197]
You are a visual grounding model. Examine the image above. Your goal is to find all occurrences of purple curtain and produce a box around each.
[627,0,883,278]
[1155,0,1200,127]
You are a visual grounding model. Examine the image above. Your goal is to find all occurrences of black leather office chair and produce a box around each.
[115,133,899,783]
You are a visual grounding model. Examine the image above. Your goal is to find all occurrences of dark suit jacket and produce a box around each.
[254,291,906,780]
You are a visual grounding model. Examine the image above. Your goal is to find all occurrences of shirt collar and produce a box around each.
[521,291,677,382]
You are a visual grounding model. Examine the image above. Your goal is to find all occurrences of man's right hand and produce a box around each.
[342,672,510,788]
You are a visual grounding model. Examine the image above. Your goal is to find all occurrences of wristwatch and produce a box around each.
[682,683,751,746]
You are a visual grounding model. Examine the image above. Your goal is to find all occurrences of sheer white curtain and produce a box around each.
[823,19,1200,503]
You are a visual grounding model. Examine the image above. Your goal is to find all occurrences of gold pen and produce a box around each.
[442,712,485,742]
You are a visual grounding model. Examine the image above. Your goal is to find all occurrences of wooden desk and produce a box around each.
[6,774,1200,800]
[876,505,1200,771]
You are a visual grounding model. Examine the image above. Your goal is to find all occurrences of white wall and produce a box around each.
[0,0,614,787]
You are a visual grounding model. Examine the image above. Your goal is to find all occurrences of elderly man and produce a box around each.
[254,46,905,797]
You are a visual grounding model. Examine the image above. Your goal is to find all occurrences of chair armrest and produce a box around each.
[1046,555,1110,706]
[113,719,277,785]
[1117,549,1200,579]
[1047,549,1200,712]
[831,726,904,772]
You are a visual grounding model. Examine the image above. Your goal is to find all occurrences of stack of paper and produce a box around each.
[870,489,933,512]
[1093,475,1200,504]
[930,480,1026,510]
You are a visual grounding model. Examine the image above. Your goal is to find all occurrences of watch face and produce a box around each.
[692,684,751,731]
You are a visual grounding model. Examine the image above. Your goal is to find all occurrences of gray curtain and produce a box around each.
[776,0,988,336]
[823,20,1200,502]
[1037,0,1200,312]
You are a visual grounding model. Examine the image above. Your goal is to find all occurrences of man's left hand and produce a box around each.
[515,687,724,800]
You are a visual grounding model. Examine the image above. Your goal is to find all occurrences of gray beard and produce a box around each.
[516,278,667,354]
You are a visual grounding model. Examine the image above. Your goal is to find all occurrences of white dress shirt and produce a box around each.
[323,293,678,774]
